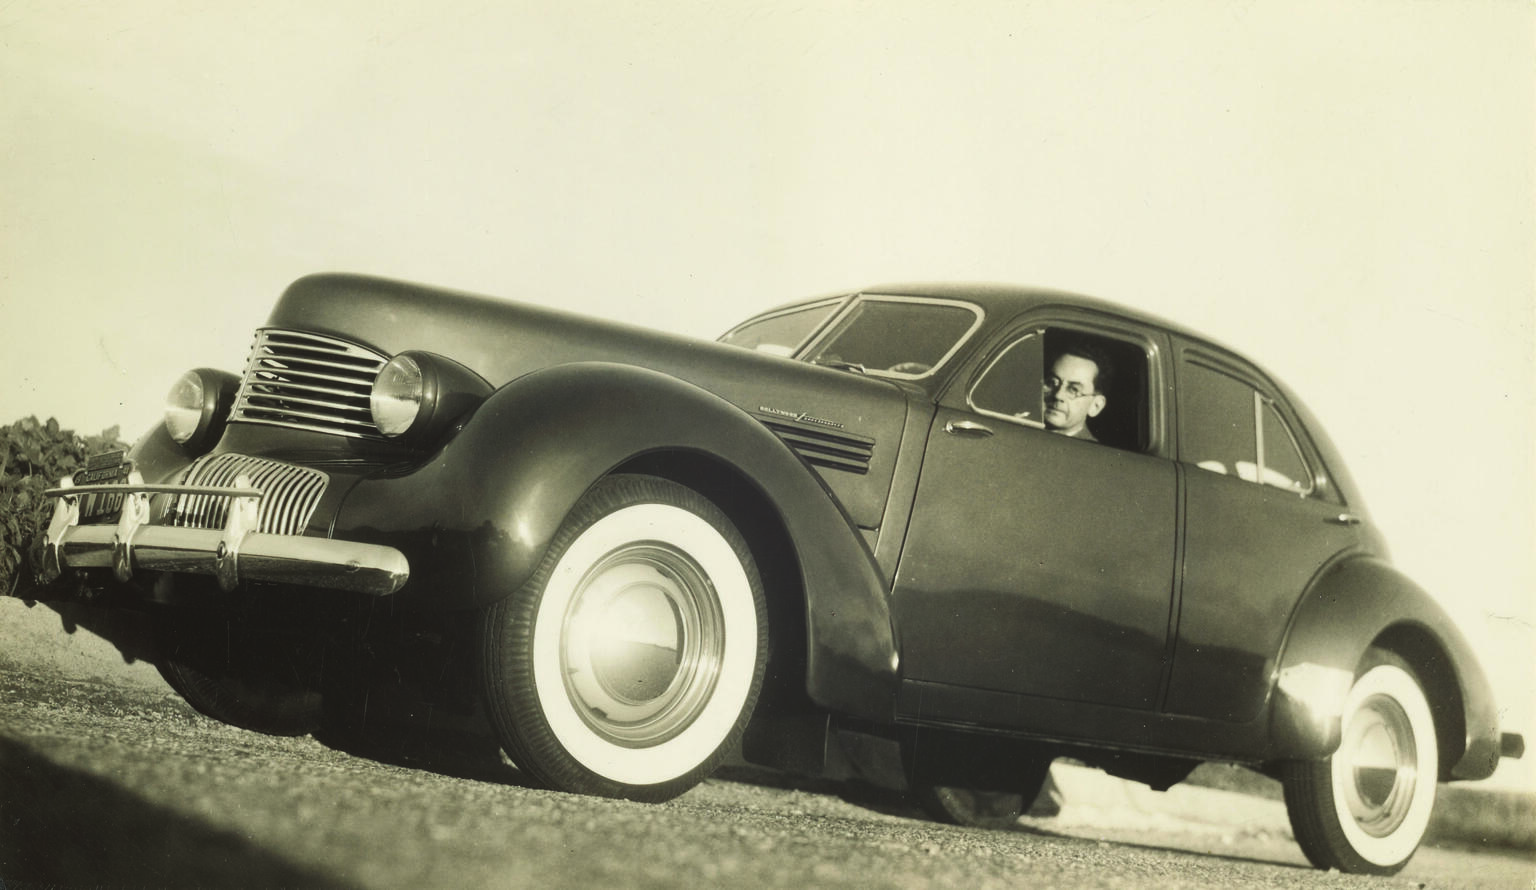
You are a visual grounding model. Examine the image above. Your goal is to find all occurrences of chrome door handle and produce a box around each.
[944,420,994,438]
[1325,513,1362,526]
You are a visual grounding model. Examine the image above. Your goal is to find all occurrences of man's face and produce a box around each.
[1042,353,1106,437]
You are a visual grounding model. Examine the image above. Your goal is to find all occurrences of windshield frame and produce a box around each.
[797,293,986,380]
[717,297,847,356]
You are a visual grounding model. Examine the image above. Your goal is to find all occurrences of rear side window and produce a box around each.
[1260,400,1310,494]
[1182,364,1257,476]
[1181,360,1312,494]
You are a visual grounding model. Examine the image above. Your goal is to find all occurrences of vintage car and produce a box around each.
[27,273,1521,875]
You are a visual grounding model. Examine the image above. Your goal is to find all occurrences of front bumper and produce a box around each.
[38,473,409,597]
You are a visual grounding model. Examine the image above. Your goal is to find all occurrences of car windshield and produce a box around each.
[719,300,841,356]
[802,296,982,378]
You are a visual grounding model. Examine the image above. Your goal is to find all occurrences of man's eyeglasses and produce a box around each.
[1042,377,1096,400]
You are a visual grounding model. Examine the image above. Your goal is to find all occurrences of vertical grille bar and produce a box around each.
[167,454,329,535]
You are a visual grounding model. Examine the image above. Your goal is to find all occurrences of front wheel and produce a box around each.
[1281,649,1439,875]
[154,613,322,736]
[479,475,768,802]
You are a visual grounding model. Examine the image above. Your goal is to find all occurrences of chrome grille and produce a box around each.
[231,329,387,439]
[166,454,328,536]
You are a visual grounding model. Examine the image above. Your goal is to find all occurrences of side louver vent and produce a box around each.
[754,414,874,475]
[231,329,388,439]
[166,453,328,536]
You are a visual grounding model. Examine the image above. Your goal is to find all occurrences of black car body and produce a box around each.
[27,273,1522,875]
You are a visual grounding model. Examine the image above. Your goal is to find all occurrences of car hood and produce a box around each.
[264,273,916,529]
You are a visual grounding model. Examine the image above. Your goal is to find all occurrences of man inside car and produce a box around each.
[1042,342,1112,442]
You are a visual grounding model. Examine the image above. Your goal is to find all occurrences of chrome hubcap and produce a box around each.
[560,543,724,748]
[1341,692,1418,838]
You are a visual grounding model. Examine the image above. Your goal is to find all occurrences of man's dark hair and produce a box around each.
[1052,338,1116,395]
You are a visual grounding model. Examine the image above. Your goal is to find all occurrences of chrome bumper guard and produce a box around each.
[40,472,409,596]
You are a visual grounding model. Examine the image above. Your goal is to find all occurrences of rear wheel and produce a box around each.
[1281,649,1438,875]
[480,475,768,802]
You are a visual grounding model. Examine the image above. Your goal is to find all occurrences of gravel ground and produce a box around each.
[2,668,1532,890]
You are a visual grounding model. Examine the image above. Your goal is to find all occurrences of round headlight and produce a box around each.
[371,355,425,437]
[165,371,207,445]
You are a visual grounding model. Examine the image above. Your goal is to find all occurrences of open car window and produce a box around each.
[967,326,1152,452]
[802,296,982,378]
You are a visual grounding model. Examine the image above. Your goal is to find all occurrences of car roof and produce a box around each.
[859,281,1216,346]
[751,281,1252,374]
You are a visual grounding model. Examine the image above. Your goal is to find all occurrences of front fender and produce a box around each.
[1269,555,1503,780]
[335,361,900,720]
[127,422,195,485]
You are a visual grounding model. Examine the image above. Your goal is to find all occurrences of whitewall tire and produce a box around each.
[480,475,767,801]
[1281,649,1439,875]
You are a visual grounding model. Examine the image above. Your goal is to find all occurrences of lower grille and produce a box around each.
[166,454,328,536]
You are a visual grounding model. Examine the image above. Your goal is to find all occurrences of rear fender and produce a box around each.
[1269,555,1502,780]
[335,361,900,720]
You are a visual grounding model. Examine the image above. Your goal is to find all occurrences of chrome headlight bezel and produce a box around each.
[370,354,426,438]
[165,368,239,453]
[369,351,491,443]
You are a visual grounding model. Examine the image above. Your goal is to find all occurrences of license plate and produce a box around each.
[73,452,133,522]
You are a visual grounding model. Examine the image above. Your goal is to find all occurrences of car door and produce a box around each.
[891,319,1177,711]
[1165,343,1364,722]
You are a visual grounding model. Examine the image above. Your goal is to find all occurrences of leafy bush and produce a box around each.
[1,416,128,597]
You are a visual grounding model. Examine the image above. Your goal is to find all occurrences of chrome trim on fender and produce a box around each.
[40,477,408,596]
[752,412,876,475]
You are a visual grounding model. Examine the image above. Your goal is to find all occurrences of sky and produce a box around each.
[2,1,1532,785]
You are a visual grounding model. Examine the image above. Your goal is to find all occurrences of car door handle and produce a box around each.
[1325,513,1362,526]
[944,420,994,438]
